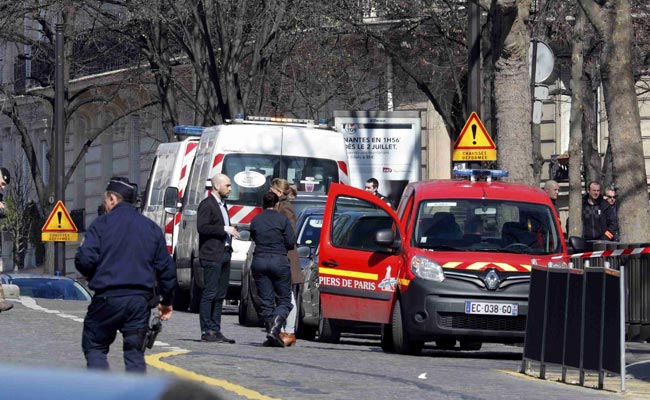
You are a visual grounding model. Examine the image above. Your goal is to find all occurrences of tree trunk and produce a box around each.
[581,69,601,185]
[568,7,586,238]
[492,0,534,185]
[580,0,650,243]
[600,0,650,242]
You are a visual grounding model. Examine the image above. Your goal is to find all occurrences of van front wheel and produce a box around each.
[391,299,423,355]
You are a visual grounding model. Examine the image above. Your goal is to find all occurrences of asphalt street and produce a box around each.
[2,297,650,399]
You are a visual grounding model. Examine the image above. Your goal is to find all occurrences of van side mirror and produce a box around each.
[297,245,311,258]
[163,187,180,214]
[374,228,401,250]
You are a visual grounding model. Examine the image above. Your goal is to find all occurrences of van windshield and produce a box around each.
[413,199,562,255]
[222,153,340,206]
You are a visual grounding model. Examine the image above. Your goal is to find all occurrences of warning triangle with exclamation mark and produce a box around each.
[453,112,496,150]
[42,201,78,233]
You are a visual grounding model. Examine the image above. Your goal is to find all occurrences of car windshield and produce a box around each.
[10,278,91,301]
[413,199,562,255]
[222,153,340,206]
[297,214,323,248]
[292,197,327,217]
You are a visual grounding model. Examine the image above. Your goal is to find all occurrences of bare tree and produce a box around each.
[88,0,297,136]
[0,162,40,269]
[578,0,650,243]
[490,0,534,185]
[567,7,586,238]
[0,2,158,219]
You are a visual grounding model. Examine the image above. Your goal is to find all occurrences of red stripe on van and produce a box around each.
[337,161,348,177]
[239,207,262,224]
[186,142,198,155]
[213,153,225,168]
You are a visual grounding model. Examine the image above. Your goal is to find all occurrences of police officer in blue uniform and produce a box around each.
[75,177,176,372]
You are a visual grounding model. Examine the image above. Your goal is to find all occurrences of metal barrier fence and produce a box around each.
[522,241,650,392]
[571,241,650,343]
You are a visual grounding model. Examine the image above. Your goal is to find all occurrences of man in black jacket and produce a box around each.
[582,181,617,241]
[364,177,392,208]
[75,177,176,372]
[197,173,240,343]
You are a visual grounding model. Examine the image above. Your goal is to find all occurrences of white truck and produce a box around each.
[161,116,351,311]
[142,134,200,256]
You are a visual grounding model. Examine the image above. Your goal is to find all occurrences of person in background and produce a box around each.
[75,177,176,372]
[250,191,295,347]
[364,178,392,207]
[0,167,13,313]
[543,180,560,216]
[582,181,617,241]
[603,187,620,241]
[197,173,240,343]
[270,178,301,346]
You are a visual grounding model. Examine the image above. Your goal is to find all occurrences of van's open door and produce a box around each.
[319,183,404,324]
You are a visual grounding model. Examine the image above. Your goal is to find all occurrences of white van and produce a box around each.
[142,135,200,256]
[166,116,350,311]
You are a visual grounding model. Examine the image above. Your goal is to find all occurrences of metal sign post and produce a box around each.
[54,21,65,276]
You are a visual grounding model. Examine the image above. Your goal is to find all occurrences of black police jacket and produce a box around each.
[74,202,177,305]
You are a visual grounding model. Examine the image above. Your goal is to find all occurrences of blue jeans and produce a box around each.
[199,252,231,333]
[82,295,150,373]
[252,254,292,323]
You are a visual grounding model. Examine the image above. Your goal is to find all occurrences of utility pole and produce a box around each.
[54,21,65,276]
[466,0,481,169]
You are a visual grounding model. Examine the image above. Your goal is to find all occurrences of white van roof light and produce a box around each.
[173,125,205,136]
[225,114,333,129]
[246,115,315,124]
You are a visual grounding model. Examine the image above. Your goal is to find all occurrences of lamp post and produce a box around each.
[54,21,65,276]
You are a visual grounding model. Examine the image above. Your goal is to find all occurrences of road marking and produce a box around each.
[15,297,272,398]
[16,297,85,322]
[146,351,282,400]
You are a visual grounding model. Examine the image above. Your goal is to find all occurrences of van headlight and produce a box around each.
[411,255,445,282]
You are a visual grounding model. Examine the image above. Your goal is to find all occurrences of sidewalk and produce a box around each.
[520,342,650,398]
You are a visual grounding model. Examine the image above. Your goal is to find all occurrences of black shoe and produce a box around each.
[201,331,219,342]
[265,315,286,348]
[212,332,236,344]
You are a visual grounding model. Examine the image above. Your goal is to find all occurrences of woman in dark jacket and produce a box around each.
[250,191,295,347]
[270,178,302,346]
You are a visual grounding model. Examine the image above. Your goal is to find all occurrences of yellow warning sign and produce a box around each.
[452,112,497,161]
[42,201,78,242]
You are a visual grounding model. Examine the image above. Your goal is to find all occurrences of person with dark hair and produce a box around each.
[582,181,617,241]
[364,177,391,207]
[197,173,240,343]
[603,187,620,241]
[250,191,295,347]
[270,178,301,346]
[0,167,13,312]
[75,177,176,372]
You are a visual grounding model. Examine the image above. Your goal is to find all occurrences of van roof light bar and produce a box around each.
[173,125,205,136]
[453,169,508,183]
[246,115,316,125]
